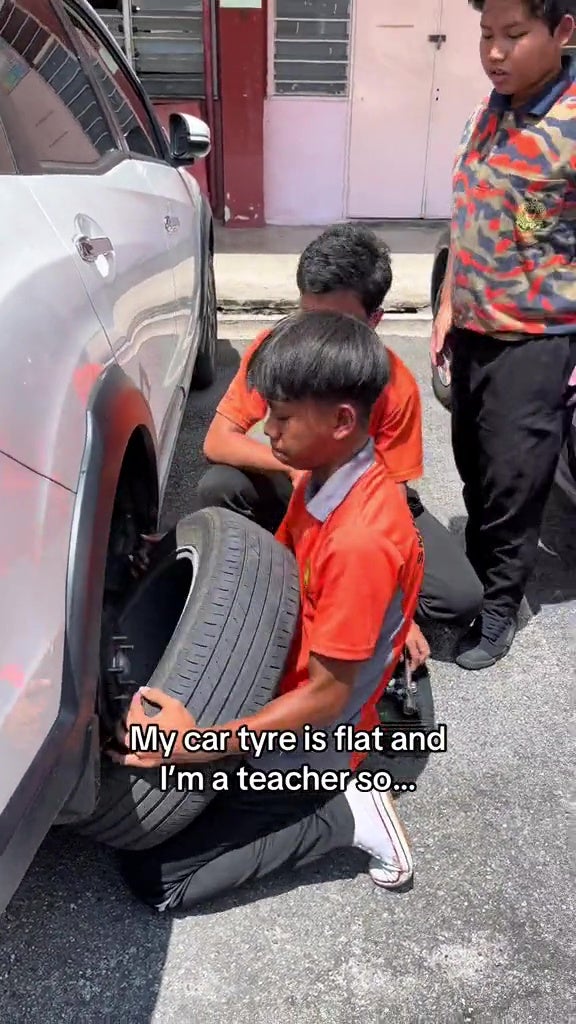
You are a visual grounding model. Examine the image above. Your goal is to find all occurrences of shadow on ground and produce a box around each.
[0,833,171,1023]
[415,482,576,667]
[448,482,576,612]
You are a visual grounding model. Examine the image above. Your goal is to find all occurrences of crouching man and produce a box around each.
[198,223,483,669]
[110,310,424,913]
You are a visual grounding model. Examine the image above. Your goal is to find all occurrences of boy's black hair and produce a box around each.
[246,310,390,424]
[469,0,576,31]
[296,223,392,317]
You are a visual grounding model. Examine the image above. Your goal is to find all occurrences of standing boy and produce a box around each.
[432,0,576,669]
[200,223,482,658]
[111,311,424,912]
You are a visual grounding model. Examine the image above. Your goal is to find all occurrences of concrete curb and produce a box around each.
[213,225,438,320]
[217,298,431,316]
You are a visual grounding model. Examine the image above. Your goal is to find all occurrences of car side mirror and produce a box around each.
[169,113,211,164]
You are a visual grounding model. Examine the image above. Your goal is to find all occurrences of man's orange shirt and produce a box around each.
[217,329,423,484]
[248,441,424,777]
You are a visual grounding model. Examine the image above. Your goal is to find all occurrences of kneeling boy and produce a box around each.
[199,223,483,649]
[111,310,424,913]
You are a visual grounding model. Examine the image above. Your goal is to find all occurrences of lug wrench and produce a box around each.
[401,648,419,717]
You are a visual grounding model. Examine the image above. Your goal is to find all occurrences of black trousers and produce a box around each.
[450,328,576,620]
[197,464,483,626]
[118,767,354,912]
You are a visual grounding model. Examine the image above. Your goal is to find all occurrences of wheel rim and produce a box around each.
[437,360,451,387]
[101,546,199,732]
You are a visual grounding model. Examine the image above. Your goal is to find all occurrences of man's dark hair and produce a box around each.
[469,0,576,31]
[296,223,392,316]
[246,310,390,424]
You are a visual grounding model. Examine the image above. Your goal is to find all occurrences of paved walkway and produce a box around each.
[214,221,449,313]
[5,321,573,1024]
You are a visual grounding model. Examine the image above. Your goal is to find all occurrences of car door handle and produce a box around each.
[164,215,180,234]
[76,235,114,261]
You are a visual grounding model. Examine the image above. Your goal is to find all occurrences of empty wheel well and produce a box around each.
[103,427,158,604]
[96,428,159,729]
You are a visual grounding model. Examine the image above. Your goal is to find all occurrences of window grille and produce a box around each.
[273,0,352,97]
[93,0,206,99]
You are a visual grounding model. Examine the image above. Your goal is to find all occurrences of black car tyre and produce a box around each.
[431,286,453,411]
[192,250,217,390]
[77,507,300,850]
[431,360,453,411]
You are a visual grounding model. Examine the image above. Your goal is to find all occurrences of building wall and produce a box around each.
[264,7,576,228]
[262,0,484,225]
[264,0,350,224]
[264,97,347,225]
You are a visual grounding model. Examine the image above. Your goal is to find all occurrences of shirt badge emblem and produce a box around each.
[516,196,547,233]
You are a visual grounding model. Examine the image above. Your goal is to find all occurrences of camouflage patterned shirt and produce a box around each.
[450,55,576,340]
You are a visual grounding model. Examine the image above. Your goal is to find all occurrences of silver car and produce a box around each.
[0,0,216,912]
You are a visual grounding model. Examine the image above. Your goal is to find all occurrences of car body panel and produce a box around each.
[138,161,205,399]
[59,0,205,473]
[0,364,160,914]
[0,0,214,913]
[0,453,75,817]
[0,177,115,490]
[28,162,184,473]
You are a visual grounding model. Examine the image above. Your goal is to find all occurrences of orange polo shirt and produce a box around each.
[217,329,423,483]
[248,441,424,776]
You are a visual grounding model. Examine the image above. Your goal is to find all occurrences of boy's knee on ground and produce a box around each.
[119,852,186,913]
[418,570,483,625]
[456,578,483,624]
[197,465,256,507]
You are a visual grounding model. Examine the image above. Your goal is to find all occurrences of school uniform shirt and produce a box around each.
[450,54,576,340]
[216,328,424,484]
[248,440,425,776]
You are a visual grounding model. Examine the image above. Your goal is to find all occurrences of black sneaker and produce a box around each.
[456,612,516,670]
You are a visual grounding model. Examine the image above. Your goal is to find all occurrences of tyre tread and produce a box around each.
[78,508,299,849]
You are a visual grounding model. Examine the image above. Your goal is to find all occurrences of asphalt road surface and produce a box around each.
[1,318,574,1024]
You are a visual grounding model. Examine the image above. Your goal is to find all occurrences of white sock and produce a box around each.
[344,776,397,862]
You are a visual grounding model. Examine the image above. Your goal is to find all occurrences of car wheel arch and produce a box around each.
[59,364,161,819]
[0,364,163,912]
